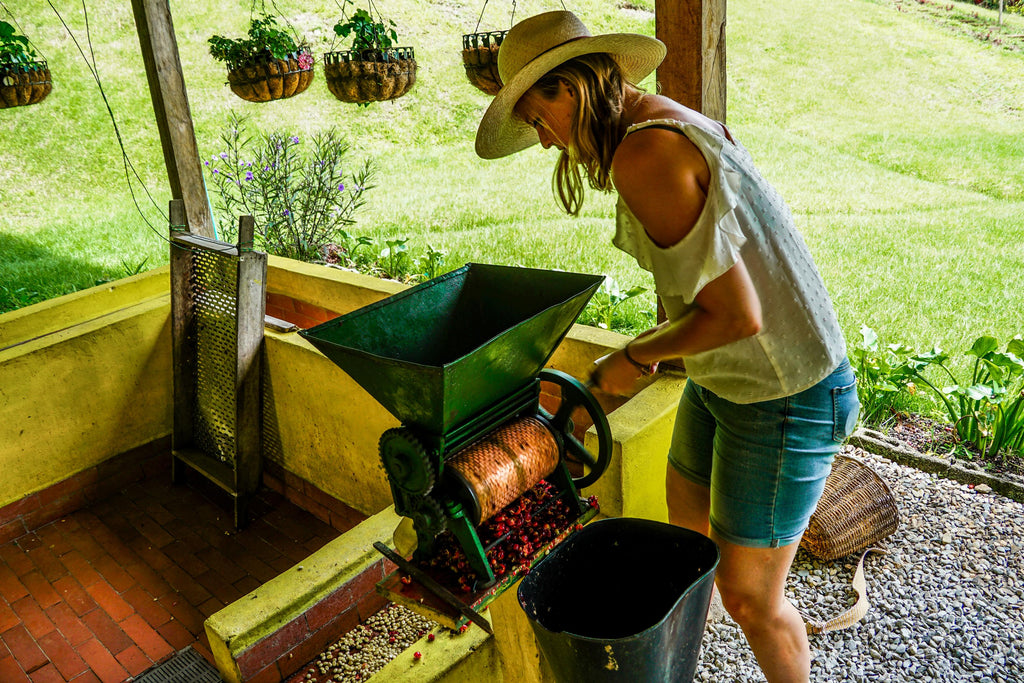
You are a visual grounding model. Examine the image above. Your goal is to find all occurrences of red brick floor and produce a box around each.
[0,469,363,682]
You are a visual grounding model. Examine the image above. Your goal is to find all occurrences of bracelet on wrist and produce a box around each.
[623,343,652,376]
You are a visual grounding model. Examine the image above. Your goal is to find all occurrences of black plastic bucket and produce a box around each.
[518,518,719,682]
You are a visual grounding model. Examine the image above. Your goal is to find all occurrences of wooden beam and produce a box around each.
[132,0,213,237]
[655,0,728,123]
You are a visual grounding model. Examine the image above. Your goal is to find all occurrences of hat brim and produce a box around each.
[475,33,666,160]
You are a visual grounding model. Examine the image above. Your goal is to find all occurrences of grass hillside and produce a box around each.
[1,0,1022,362]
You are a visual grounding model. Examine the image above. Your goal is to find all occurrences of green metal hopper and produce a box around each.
[299,263,604,435]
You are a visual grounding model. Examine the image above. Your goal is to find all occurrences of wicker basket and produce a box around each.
[801,454,900,561]
[226,49,314,103]
[323,47,416,104]
[462,31,506,96]
[0,60,52,109]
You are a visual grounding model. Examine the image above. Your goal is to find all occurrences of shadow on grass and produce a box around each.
[0,232,113,314]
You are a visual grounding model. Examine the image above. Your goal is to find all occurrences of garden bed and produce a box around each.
[879,412,1024,480]
[849,421,1024,503]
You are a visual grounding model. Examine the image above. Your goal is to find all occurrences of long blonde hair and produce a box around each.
[531,53,631,215]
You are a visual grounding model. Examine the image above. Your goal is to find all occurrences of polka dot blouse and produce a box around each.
[613,119,847,404]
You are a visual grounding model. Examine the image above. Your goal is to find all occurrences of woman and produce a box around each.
[475,10,860,683]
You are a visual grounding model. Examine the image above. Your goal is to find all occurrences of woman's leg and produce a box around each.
[665,380,715,534]
[694,361,858,682]
[666,463,710,536]
[712,536,809,683]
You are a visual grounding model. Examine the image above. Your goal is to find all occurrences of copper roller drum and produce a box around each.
[446,417,559,525]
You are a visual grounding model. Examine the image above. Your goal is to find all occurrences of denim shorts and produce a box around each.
[668,358,860,548]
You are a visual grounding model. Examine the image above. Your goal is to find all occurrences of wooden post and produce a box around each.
[653,0,727,328]
[655,0,728,123]
[169,199,196,487]
[132,0,213,237]
[234,215,267,528]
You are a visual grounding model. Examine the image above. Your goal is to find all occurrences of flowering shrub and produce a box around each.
[205,112,374,262]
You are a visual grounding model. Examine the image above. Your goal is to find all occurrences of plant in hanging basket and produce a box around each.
[461,30,506,96]
[323,1,416,105]
[0,20,51,109]
[208,15,314,103]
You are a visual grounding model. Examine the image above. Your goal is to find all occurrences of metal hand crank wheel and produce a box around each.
[538,368,612,489]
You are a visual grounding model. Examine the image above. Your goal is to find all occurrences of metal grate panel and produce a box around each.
[133,647,223,683]
[190,247,239,465]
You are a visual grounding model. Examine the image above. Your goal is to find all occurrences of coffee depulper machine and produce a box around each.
[300,263,614,630]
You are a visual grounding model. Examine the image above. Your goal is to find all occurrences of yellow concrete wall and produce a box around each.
[261,258,409,515]
[545,321,687,521]
[0,256,689,528]
[0,288,173,508]
[585,374,689,521]
[0,268,170,350]
[263,331,399,515]
[207,507,407,683]
[266,256,406,315]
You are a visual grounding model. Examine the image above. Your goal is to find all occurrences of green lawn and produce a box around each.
[2,0,1022,366]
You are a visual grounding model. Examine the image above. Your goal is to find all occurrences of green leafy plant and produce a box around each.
[378,238,411,279]
[903,335,1024,460]
[416,245,447,281]
[578,277,649,332]
[323,230,377,270]
[120,257,150,277]
[208,15,308,67]
[0,20,39,67]
[333,0,398,53]
[205,112,374,262]
[0,284,42,310]
[322,234,445,284]
[851,325,920,426]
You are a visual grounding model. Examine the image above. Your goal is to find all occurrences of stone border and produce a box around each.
[849,428,1024,504]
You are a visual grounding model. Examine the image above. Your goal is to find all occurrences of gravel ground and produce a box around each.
[695,446,1024,682]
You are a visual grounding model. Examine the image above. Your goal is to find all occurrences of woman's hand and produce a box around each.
[591,348,645,396]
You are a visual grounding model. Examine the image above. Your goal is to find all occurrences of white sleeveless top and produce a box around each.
[613,119,846,403]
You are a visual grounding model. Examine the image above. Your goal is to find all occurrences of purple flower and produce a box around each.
[212,168,219,174]
[338,183,344,191]
[219,152,228,160]
[291,136,300,144]
[283,209,290,216]
[245,171,254,181]
[204,160,210,166]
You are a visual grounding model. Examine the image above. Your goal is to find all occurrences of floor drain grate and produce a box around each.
[133,647,224,683]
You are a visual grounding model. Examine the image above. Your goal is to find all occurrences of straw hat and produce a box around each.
[475,11,666,160]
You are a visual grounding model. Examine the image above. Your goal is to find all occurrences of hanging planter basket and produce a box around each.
[323,47,416,104]
[226,47,314,103]
[462,30,506,96]
[0,59,52,109]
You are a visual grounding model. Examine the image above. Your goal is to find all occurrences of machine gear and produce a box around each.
[379,427,436,495]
